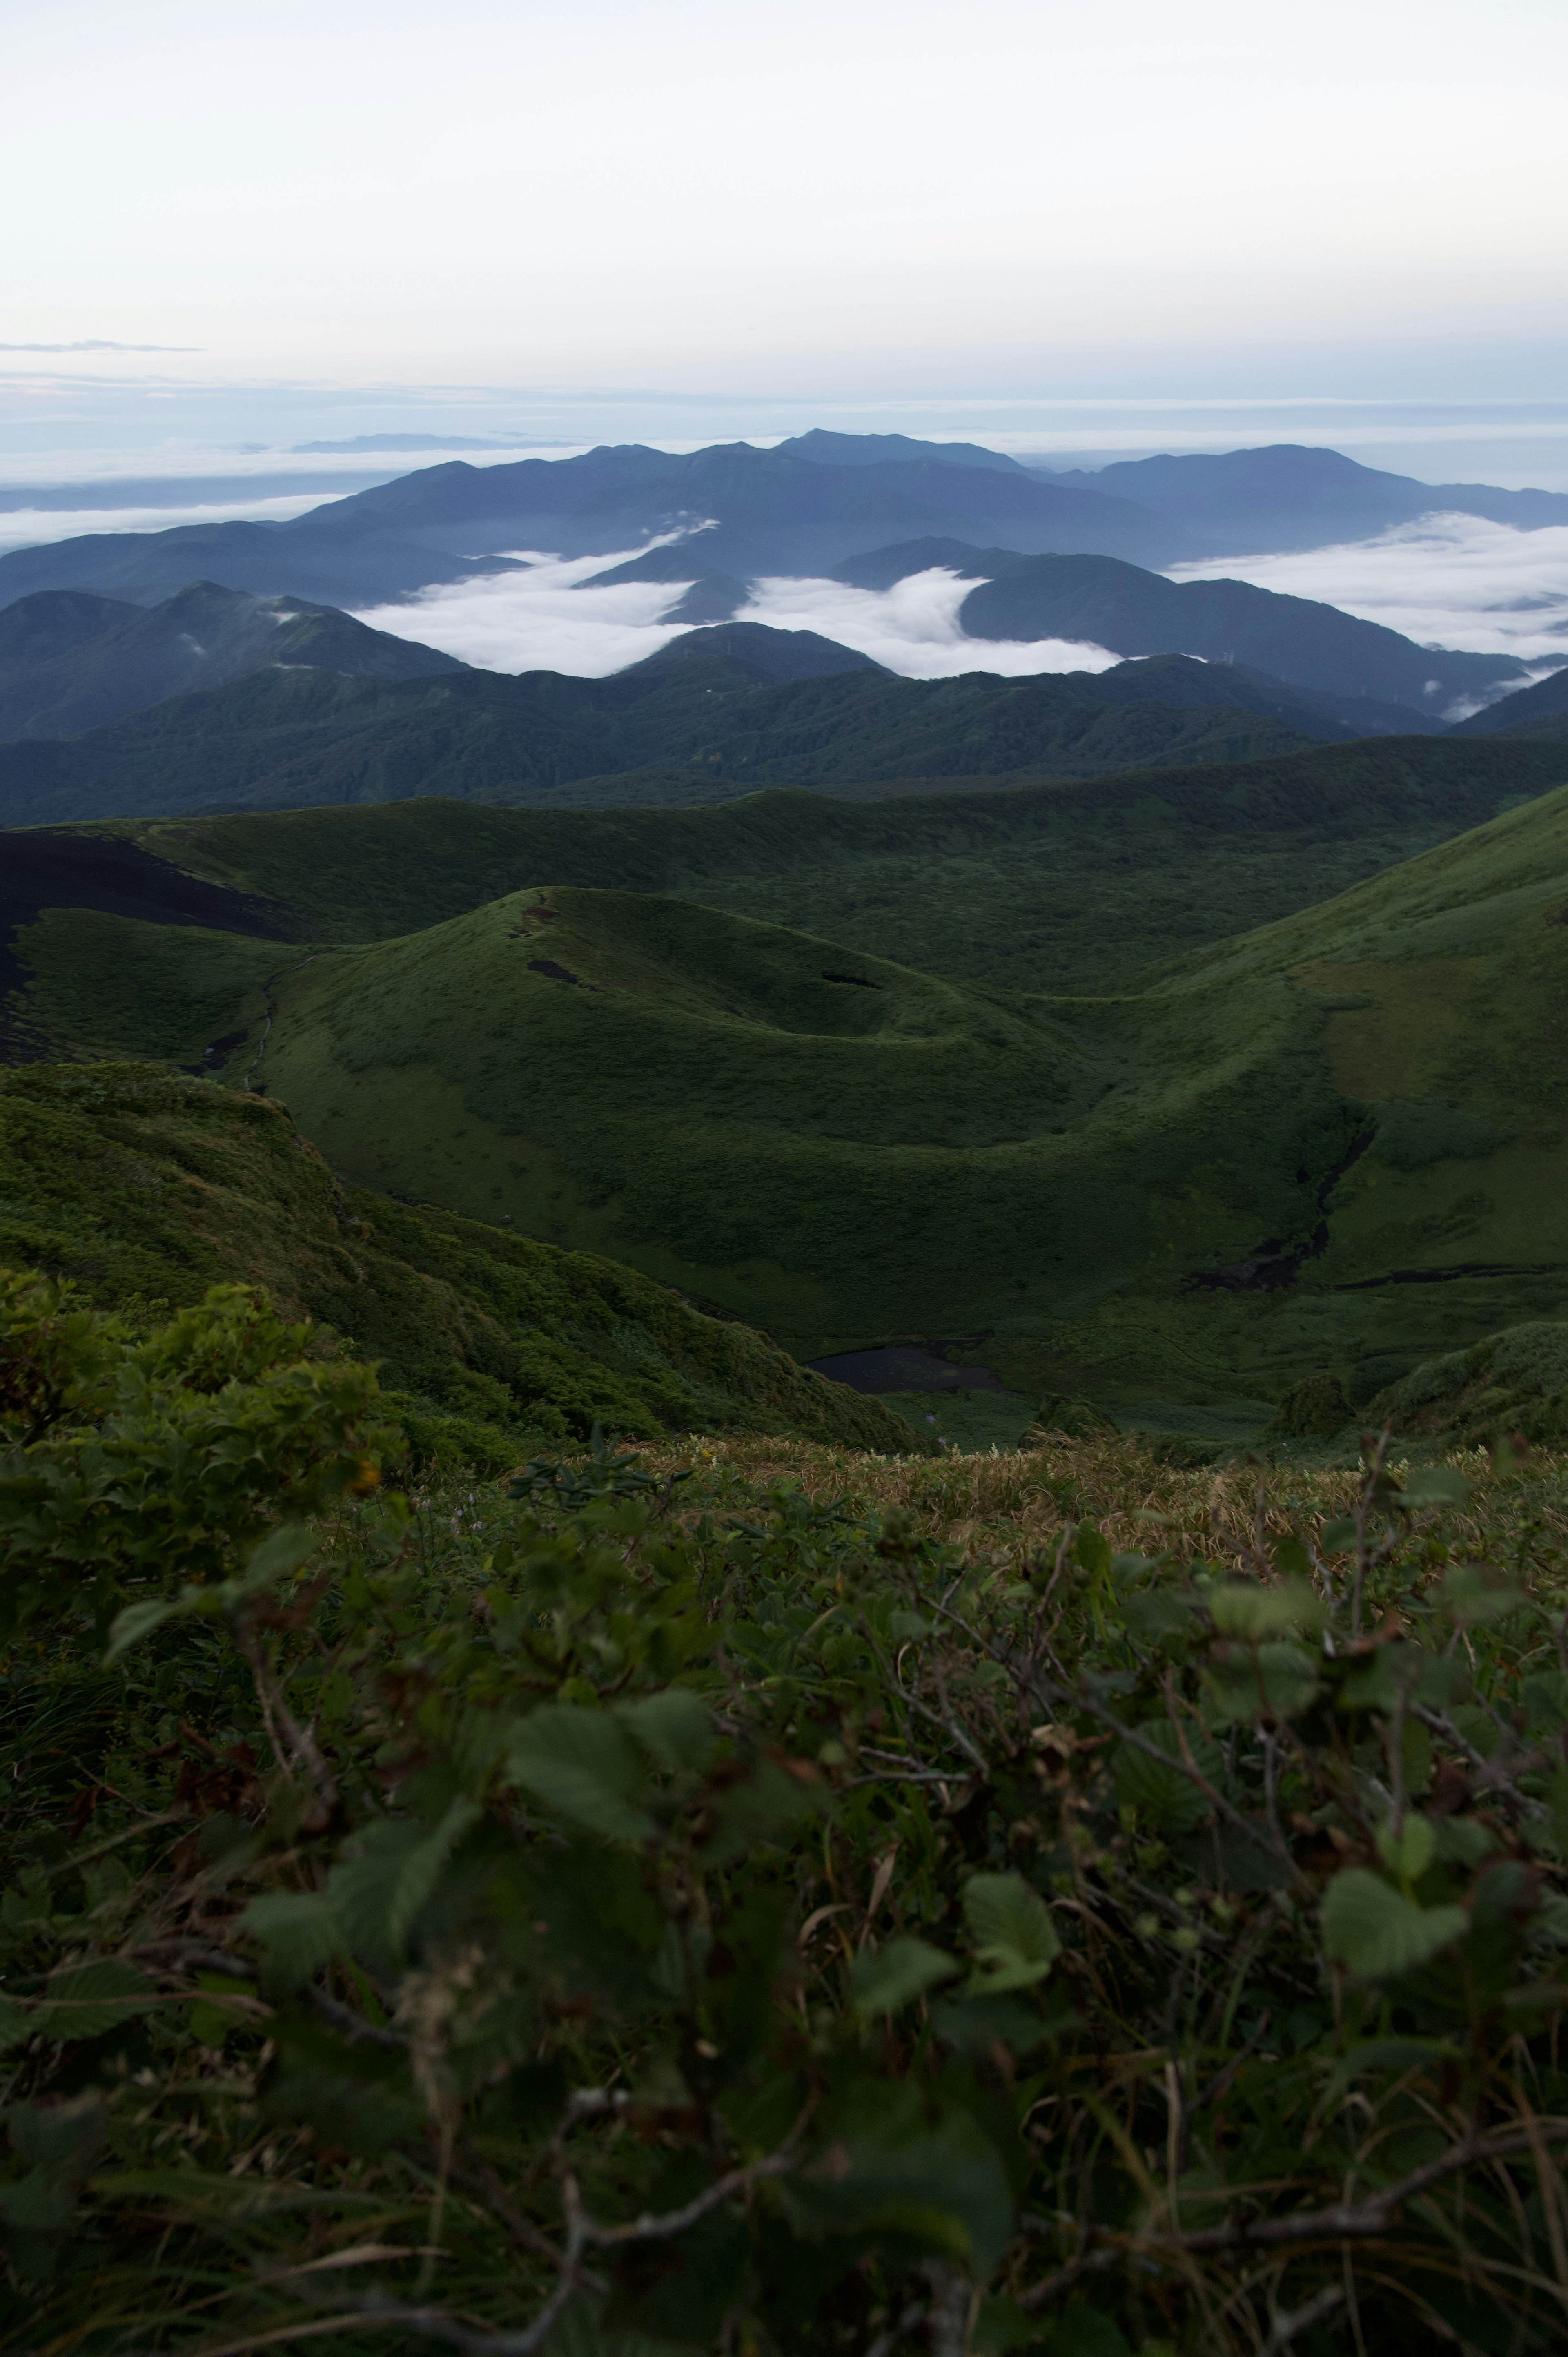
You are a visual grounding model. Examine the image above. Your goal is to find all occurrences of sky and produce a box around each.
[2,0,1567,689]
[3,0,1567,448]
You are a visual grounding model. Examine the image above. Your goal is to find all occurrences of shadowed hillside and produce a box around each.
[20,732,1562,993]
[11,774,1568,1416]
[0,579,467,740]
[0,1061,919,1458]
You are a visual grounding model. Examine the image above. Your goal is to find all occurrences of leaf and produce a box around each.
[786,2082,1015,2275]
[1399,1466,1471,1509]
[1319,1517,1358,1553]
[507,1707,657,1842]
[1205,1641,1321,1726]
[1207,1579,1325,1639]
[1323,2034,1464,2109]
[614,1689,714,1774]
[1322,1869,1466,1978]
[1034,2307,1134,2357]
[329,1798,482,1960]
[1111,1721,1223,1835]
[242,1891,345,1989]
[1122,1589,1191,1643]
[0,1999,31,2057]
[103,1597,180,1662]
[32,1962,154,2040]
[1376,1813,1436,1881]
[851,1938,960,2015]
[962,1873,1060,1991]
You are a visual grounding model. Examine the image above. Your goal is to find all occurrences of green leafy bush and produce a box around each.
[6,1295,1568,2352]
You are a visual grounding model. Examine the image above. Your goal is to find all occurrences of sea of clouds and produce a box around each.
[348,513,1568,682]
[353,554,1122,681]
[1170,513,1568,664]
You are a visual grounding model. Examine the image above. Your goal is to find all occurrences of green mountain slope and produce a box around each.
[10,758,1568,1417]
[0,635,1336,827]
[25,786,1568,1401]
[1451,665,1568,740]
[0,1061,918,1459]
[38,734,1563,995]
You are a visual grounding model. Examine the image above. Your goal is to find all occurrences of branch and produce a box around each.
[1018,2121,1568,2309]
[1413,1704,1548,1821]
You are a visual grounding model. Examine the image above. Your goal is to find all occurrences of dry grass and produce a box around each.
[640,1429,1568,1578]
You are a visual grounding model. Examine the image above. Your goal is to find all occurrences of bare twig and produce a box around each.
[1263,2281,1347,2353]
[1018,2121,1568,2309]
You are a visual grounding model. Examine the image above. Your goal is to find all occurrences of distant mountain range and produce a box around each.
[1452,661,1568,738]
[1043,442,1568,553]
[0,593,1559,831]
[0,579,465,739]
[0,624,1356,828]
[2,433,1565,621]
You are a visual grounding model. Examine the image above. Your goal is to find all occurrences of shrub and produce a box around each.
[4,1293,1568,2352]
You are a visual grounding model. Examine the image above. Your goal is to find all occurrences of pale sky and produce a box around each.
[4,0,1567,396]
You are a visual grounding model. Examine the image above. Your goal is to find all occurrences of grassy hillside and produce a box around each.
[37,785,1568,1400]
[9,757,1568,1420]
[46,732,1566,994]
[0,1061,920,1459]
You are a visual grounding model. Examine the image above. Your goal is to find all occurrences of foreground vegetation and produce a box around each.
[7,1275,1568,2353]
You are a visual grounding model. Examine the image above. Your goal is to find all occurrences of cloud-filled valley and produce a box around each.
[354,553,1122,681]
[1170,513,1568,664]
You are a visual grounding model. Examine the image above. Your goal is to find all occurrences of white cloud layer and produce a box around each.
[353,555,1120,682]
[0,492,347,555]
[354,552,698,678]
[1168,513,1568,661]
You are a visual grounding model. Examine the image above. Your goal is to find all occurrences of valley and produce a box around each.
[1,427,1566,1455]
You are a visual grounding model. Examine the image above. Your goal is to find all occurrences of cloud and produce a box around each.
[354,552,1120,682]
[354,550,697,678]
[737,571,1119,678]
[0,340,202,352]
[0,492,352,555]
[1168,513,1568,667]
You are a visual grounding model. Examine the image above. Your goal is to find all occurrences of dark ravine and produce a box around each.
[1185,1131,1375,1293]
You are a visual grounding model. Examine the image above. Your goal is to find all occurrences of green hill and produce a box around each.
[1452,664,1568,740]
[32,732,1564,995]
[0,641,1331,829]
[0,1061,919,1460]
[9,755,1568,1420]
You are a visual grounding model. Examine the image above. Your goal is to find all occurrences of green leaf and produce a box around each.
[1320,1517,1358,1553]
[1398,1466,1471,1510]
[1111,1721,1223,1835]
[1205,1641,1321,1726]
[1322,1869,1466,1978]
[328,1798,482,1960]
[1207,1579,1325,1639]
[1122,1589,1191,1643]
[851,1938,960,2014]
[33,1961,154,2039]
[1376,1813,1436,1882]
[103,1597,180,1662]
[614,1689,714,1774]
[507,1706,658,1842]
[241,1891,345,1989]
[963,1872,1060,1991]
[0,1998,31,2057]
